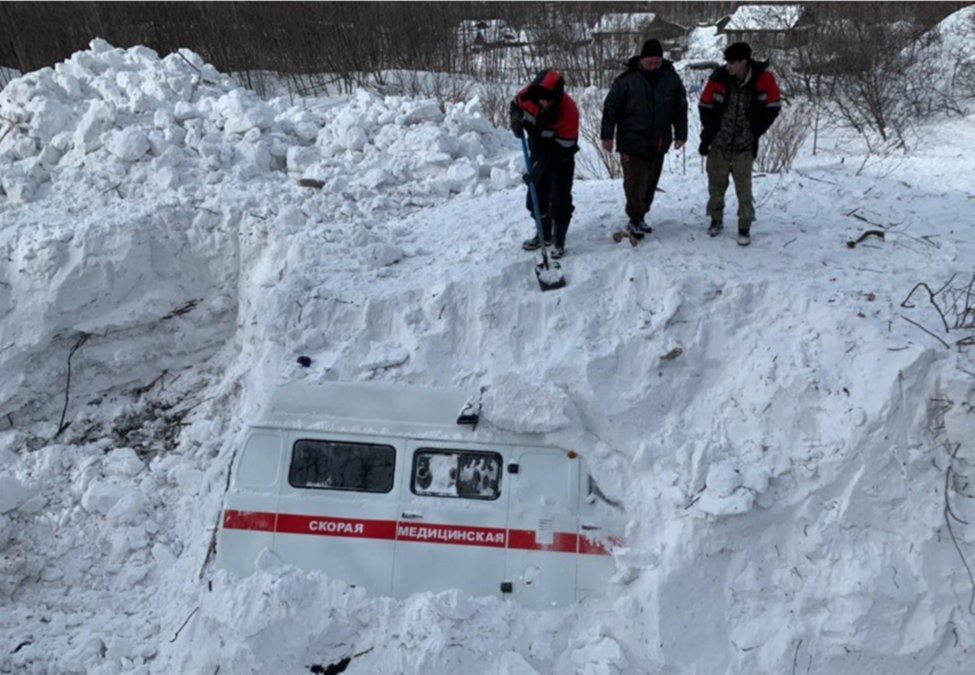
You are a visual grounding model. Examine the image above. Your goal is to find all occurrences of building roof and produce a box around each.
[593,12,657,35]
[725,5,803,31]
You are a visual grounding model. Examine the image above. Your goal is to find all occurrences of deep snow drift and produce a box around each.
[2,14,975,674]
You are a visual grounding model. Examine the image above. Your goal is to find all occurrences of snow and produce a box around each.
[724,4,804,31]
[2,12,975,674]
[593,13,657,35]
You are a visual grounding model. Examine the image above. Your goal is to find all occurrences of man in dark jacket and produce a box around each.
[698,41,781,246]
[600,39,688,240]
[510,69,579,259]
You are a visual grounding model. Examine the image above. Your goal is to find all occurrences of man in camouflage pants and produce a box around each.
[698,42,781,246]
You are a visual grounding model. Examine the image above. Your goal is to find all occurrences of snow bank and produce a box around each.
[0,40,520,426]
[919,5,975,106]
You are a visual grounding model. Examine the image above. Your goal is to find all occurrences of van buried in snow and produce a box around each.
[215,381,623,608]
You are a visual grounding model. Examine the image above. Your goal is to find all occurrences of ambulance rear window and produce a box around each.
[289,439,395,493]
[411,449,502,500]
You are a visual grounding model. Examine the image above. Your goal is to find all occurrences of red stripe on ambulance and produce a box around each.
[223,509,276,532]
[396,523,506,548]
[507,529,579,554]
[277,513,397,540]
[222,509,613,555]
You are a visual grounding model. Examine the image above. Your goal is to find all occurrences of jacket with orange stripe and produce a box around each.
[698,59,781,156]
[510,71,579,163]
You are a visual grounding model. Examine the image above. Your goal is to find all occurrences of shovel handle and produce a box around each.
[520,135,550,270]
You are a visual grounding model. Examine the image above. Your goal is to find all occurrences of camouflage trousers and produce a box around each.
[706,149,754,230]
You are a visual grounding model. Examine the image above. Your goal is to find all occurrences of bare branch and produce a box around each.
[53,333,90,439]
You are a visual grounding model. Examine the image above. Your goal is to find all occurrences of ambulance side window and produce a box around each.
[289,439,395,493]
[412,449,502,500]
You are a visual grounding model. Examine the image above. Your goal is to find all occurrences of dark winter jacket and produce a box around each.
[510,69,580,163]
[600,57,688,156]
[698,59,781,156]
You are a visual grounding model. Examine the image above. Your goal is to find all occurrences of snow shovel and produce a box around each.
[520,135,566,292]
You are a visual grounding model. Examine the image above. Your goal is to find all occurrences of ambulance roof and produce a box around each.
[254,380,497,441]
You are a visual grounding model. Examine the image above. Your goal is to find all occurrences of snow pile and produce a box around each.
[0,40,516,208]
[0,40,520,424]
[919,4,975,105]
[2,30,975,675]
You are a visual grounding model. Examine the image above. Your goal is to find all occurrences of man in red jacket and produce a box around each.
[510,69,579,259]
[698,42,781,246]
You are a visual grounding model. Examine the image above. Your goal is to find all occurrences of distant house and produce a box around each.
[457,19,521,51]
[720,4,811,50]
[592,12,690,62]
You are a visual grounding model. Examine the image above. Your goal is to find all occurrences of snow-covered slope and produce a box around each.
[1,19,974,675]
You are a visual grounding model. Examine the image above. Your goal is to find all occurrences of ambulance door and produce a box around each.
[217,431,284,577]
[392,441,509,598]
[504,448,580,608]
[273,433,402,596]
[576,468,624,598]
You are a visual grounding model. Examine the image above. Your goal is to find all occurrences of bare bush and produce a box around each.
[779,3,970,153]
[476,81,514,131]
[573,87,621,179]
[901,272,975,349]
[756,101,811,173]
[377,71,474,110]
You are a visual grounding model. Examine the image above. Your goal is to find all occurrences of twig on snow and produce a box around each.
[11,639,32,654]
[54,333,90,438]
[795,171,837,186]
[845,230,885,248]
[133,369,169,398]
[901,278,954,334]
[943,442,975,614]
[900,315,950,349]
[199,512,222,580]
[792,638,802,675]
[170,606,199,642]
[175,50,202,75]
[0,118,17,148]
[162,299,201,321]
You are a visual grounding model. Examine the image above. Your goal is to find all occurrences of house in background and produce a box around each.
[720,4,812,51]
[592,12,690,65]
[457,19,521,51]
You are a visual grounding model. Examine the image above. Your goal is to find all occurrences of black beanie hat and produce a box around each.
[724,42,752,62]
[640,39,663,58]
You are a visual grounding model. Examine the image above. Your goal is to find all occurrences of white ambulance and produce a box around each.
[215,381,623,609]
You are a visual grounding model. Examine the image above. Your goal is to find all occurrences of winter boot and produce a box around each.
[707,221,723,237]
[737,225,751,247]
[554,221,569,252]
[550,246,566,259]
[636,218,653,234]
[626,220,646,240]
[522,235,552,251]
[523,215,554,251]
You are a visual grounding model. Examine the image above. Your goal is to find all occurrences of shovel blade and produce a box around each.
[535,261,567,291]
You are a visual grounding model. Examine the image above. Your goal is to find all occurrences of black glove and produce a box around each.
[698,141,709,156]
[522,160,545,185]
[510,107,524,139]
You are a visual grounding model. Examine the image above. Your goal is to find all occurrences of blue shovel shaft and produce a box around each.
[520,135,549,266]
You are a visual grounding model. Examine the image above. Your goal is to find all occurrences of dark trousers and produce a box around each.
[621,152,665,223]
[525,156,575,248]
